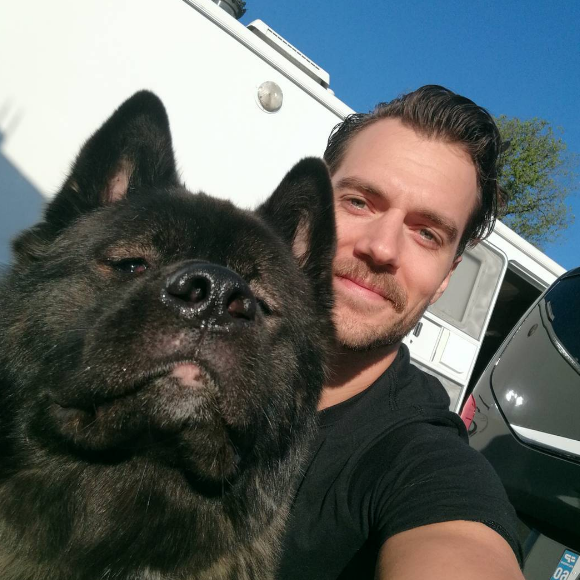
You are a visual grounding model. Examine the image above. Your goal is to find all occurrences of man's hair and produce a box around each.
[324,85,505,256]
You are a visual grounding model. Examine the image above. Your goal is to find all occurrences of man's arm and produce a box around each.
[376,520,524,580]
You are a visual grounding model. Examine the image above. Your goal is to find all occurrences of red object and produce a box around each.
[460,394,476,430]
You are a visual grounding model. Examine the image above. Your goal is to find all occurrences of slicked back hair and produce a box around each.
[324,85,505,256]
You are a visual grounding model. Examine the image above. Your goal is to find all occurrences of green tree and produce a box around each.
[495,115,578,249]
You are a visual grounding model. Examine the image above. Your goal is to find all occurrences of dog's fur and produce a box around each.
[0,91,335,579]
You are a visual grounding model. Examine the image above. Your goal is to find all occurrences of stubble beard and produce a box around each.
[334,300,429,352]
[333,258,432,353]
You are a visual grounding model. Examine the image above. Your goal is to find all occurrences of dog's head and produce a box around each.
[0,92,335,570]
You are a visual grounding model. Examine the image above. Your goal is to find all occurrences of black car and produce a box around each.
[468,266,580,580]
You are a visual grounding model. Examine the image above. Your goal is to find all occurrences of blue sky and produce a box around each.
[241,1,579,270]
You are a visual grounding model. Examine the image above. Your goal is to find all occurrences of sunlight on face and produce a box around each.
[331,118,477,350]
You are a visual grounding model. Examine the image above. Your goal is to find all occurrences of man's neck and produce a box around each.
[318,343,400,410]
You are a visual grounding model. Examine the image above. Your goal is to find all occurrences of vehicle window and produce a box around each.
[428,243,506,340]
[545,271,580,363]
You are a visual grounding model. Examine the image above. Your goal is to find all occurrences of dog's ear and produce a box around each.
[257,157,336,306]
[13,91,179,263]
[48,90,179,226]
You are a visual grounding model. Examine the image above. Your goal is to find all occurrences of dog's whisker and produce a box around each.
[135,457,149,506]
[261,407,275,434]
[145,462,153,514]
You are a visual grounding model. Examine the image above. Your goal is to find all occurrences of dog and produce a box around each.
[0,91,335,580]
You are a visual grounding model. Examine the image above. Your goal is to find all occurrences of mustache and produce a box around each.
[333,258,407,313]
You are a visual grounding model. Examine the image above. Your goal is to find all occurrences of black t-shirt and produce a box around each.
[277,345,522,579]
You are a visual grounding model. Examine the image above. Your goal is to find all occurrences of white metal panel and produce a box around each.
[439,334,478,375]
[487,224,565,288]
[492,220,565,280]
[405,314,479,387]
[403,318,442,362]
[429,242,507,340]
[0,0,351,209]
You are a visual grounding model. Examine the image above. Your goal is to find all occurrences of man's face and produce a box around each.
[331,118,478,350]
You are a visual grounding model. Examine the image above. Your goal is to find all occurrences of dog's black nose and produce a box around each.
[161,262,257,325]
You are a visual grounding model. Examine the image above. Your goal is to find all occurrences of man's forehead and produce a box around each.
[344,117,474,161]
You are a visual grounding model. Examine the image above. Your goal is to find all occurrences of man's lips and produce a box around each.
[334,275,388,301]
[333,259,407,313]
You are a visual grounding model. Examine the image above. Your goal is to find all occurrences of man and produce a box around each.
[278,86,524,579]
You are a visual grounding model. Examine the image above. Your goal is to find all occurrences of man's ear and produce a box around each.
[430,255,462,305]
[257,158,336,312]
[13,91,179,263]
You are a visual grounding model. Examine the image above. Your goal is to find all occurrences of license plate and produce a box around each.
[551,550,580,580]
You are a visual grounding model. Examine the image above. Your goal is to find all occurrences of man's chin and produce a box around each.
[337,330,404,353]
[334,307,427,353]
[334,317,408,352]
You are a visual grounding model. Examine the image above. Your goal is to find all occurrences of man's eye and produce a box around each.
[109,258,149,274]
[418,229,441,247]
[348,198,367,210]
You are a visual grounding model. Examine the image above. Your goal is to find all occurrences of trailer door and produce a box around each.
[404,242,507,410]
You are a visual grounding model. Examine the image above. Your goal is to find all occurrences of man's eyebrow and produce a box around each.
[416,210,459,243]
[334,176,385,199]
[335,176,459,243]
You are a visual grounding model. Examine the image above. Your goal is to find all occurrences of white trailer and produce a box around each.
[0,0,565,410]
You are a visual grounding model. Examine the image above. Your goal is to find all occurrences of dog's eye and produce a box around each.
[109,258,149,274]
[256,298,272,316]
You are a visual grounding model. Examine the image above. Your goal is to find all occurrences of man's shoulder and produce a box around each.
[280,348,522,580]
[344,417,522,557]
[316,379,470,497]
[344,345,455,426]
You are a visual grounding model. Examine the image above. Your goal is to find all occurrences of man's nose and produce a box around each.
[353,212,403,270]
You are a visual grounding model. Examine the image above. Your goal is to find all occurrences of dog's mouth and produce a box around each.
[46,360,256,483]
[51,359,211,421]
